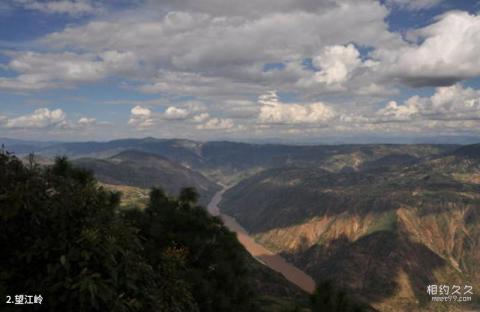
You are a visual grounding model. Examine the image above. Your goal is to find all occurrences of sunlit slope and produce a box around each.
[221,145,480,311]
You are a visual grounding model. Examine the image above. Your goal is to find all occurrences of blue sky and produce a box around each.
[1,0,480,143]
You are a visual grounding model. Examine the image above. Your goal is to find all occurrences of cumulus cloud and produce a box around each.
[2,108,66,129]
[312,44,362,85]
[128,105,154,128]
[192,112,210,122]
[164,106,189,120]
[2,0,476,97]
[130,106,151,116]
[44,2,397,62]
[258,91,336,124]
[77,117,96,126]
[378,11,480,87]
[0,0,407,103]
[293,44,381,93]
[3,0,480,140]
[421,85,480,119]
[217,100,259,119]
[30,4,477,94]
[0,109,102,131]
[376,85,480,121]
[197,118,234,130]
[376,99,419,122]
[37,0,400,98]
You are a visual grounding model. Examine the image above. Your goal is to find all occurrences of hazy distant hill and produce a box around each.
[220,144,480,311]
[74,150,220,205]
[0,138,59,155]
[17,137,456,183]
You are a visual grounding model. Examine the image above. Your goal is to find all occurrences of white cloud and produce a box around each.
[10,0,99,15]
[0,50,137,91]
[2,1,475,96]
[128,105,154,128]
[356,83,396,97]
[3,0,480,141]
[376,85,480,121]
[378,11,480,87]
[217,100,259,119]
[423,85,480,119]
[376,99,419,122]
[45,2,397,63]
[77,117,96,126]
[38,0,400,98]
[258,91,336,124]
[0,77,52,91]
[138,71,263,98]
[293,44,382,94]
[131,106,151,116]
[312,44,362,85]
[2,108,66,129]
[0,109,102,131]
[197,118,234,130]
[192,112,210,122]
[164,106,189,120]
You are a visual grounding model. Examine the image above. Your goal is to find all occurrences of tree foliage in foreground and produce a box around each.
[124,186,258,312]
[0,152,257,311]
[311,281,370,312]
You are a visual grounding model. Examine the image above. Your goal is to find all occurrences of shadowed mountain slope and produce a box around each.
[220,146,480,311]
[450,144,480,159]
[74,150,220,204]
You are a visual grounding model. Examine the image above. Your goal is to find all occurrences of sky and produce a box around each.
[1,0,480,143]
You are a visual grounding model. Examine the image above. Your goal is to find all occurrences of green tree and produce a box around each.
[311,281,369,312]
[0,152,196,311]
[126,187,259,312]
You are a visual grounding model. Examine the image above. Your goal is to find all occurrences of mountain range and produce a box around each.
[2,137,479,311]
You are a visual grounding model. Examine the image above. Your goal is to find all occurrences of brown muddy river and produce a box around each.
[207,186,316,294]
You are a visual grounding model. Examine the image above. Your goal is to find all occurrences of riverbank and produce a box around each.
[207,186,316,294]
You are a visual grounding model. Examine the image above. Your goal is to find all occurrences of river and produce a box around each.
[207,186,316,294]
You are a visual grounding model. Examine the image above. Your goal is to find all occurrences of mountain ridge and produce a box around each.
[74,149,220,204]
[220,149,480,311]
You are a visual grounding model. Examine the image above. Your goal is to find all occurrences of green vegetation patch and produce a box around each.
[365,210,398,236]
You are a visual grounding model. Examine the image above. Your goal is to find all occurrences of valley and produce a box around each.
[220,145,480,311]
[207,185,316,294]
[5,137,480,311]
